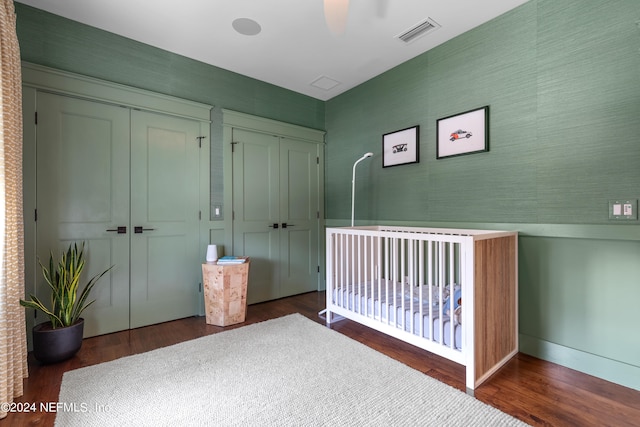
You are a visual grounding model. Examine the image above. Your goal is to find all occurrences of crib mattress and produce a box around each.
[331,285,462,350]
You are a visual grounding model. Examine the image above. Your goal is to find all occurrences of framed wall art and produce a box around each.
[436,106,489,159]
[382,125,419,168]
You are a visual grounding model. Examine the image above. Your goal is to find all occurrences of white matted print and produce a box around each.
[382,125,419,168]
[436,106,489,159]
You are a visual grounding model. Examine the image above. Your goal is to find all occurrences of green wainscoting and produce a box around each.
[519,235,640,390]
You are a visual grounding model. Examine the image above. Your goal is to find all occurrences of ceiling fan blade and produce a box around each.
[375,0,389,18]
[324,0,349,35]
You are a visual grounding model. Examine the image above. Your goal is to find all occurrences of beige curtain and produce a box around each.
[0,0,27,419]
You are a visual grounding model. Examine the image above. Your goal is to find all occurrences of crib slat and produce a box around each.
[358,235,362,315]
[400,237,405,331]
[449,242,455,350]
[384,235,390,326]
[376,235,381,322]
[339,233,343,309]
[410,238,416,336]
[391,237,396,329]
[352,233,356,312]
[342,234,347,309]
[406,238,411,335]
[336,233,340,307]
[418,240,424,339]
[438,241,444,346]
[364,235,368,317]
[428,240,434,343]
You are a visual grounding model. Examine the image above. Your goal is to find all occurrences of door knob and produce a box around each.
[282,223,295,228]
[106,226,127,234]
[268,223,279,229]
[134,226,156,234]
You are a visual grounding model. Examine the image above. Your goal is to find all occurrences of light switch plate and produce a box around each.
[609,199,638,220]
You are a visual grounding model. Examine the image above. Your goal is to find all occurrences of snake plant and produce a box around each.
[20,242,113,328]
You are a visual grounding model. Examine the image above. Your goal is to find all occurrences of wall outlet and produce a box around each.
[608,199,638,221]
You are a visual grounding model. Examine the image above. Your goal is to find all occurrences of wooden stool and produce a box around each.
[201,260,249,326]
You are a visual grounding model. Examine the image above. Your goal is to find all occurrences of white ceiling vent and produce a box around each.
[397,18,440,44]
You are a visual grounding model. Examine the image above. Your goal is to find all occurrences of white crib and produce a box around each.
[325,225,518,393]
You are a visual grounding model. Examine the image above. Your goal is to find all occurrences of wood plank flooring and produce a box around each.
[6,291,640,426]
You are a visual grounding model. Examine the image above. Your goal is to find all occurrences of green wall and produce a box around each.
[326,0,640,224]
[14,2,325,216]
[325,0,640,390]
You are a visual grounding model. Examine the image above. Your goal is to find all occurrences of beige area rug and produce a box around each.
[56,313,528,426]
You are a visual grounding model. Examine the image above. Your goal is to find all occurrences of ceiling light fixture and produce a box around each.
[232,18,262,36]
[323,0,349,35]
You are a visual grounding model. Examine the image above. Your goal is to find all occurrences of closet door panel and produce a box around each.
[35,93,130,337]
[231,129,280,304]
[279,139,319,297]
[129,111,200,328]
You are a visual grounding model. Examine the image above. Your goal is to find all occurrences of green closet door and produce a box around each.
[232,128,281,303]
[129,110,201,328]
[232,128,320,304]
[278,138,320,297]
[35,93,131,337]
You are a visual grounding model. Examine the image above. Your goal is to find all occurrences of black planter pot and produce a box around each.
[32,318,85,364]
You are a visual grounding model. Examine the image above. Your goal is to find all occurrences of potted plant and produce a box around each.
[20,242,112,364]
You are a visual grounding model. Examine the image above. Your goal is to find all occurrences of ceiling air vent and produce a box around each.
[310,76,341,91]
[397,18,440,44]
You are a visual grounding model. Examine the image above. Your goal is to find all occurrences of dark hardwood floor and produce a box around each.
[7,291,640,426]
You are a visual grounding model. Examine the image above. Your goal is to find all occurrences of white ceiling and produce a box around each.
[16,0,529,101]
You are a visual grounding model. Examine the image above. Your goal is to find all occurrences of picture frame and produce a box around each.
[382,125,419,168]
[436,106,489,159]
